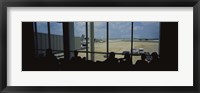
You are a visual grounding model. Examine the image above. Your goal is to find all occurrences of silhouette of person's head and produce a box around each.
[141,54,146,60]
[151,52,158,60]
[82,57,86,60]
[74,50,78,57]
[105,52,118,64]
[46,49,53,56]
[124,53,130,59]
[109,52,115,58]
[135,53,148,66]
[44,49,58,64]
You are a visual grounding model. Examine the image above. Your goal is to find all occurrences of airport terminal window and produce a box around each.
[71,22,160,64]
[132,22,160,64]
[33,22,160,64]
[108,22,132,59]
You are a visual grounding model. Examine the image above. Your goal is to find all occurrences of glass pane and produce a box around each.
[37,22,48,33]
[69,22,87,60]
[94,22,107,53]
[132,22,160,64]
[94,53,107,62]
[87,53,91,61]
[87,53,107,62]
[50,22,63,35]
[36,22,49,55]
[108,22,132,54]
[115,54,125,60]
[73,22,87,51]
[77,51,86,60]
[49,22,64,59]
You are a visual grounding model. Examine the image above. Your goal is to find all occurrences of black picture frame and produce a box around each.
[0,0,199,93]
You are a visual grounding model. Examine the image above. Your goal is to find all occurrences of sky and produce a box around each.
[74,22,160,39]
[36,22,160,39]
[36,22,63,35]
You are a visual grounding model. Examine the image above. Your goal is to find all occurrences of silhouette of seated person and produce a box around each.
[119,53,132,65]
[44,49,58,66]
[70,50,82,64]
[104,52,118,65]
[135,54,148,66]
[149,52,160,66]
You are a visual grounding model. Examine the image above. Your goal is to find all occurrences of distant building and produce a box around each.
[36,33,64,54]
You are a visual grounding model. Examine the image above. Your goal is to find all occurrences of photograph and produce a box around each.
[22,22,178,71]
[1,0,199,92]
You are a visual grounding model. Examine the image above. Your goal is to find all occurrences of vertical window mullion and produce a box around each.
[106,22,109,58]
[131,22,133,61]
[86,22,88,59]
[47,22,51,49]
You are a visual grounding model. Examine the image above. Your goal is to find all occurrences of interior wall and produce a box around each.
[160,22,178,70]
